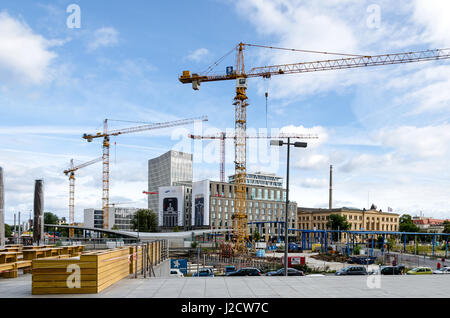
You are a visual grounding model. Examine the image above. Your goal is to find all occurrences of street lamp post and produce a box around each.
[271,138,307,276]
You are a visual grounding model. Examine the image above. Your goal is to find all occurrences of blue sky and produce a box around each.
[1,0,450,224]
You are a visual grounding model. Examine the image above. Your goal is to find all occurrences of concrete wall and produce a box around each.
[153,259,171,277]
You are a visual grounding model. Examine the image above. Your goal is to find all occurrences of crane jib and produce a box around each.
[179,48,450,84]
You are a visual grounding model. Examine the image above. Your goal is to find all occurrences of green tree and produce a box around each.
[443,221,450,234]
[252,230,261,242]
[326,214,350,241]
[5,224,12,237]
[399,214,420,241]
[44,212,59,225]
[131,209,158,232]
[111,225,119,230]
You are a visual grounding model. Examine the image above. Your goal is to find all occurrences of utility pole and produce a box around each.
[329,165,333,210]
[270,138,307,276]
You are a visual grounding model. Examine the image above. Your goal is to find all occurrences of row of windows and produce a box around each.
[300,214,398,223]
[210,184,286,201]
[299,223,399,231]
[211,221,296,230]
[211,209,296,218]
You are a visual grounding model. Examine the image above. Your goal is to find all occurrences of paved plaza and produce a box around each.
[1,274,450,298]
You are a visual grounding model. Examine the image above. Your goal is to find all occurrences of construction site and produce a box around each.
[1,1,450,301]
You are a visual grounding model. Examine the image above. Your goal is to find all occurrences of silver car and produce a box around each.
[433,267,450,274]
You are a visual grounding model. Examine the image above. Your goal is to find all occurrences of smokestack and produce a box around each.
[329,165,333,210]
[33,180,44,245]
[0,167,4,247]
[18,211,21,244]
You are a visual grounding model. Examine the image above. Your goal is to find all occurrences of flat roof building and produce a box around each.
[210,178,297,242]
[84,207,139,231]
[228,172,283,188]
[148,150,193,215]
[297,206,400,241]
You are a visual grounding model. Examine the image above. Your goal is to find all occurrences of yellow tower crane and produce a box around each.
[63,157,102,237]
[82,116,208,230]
[179,43,450,254]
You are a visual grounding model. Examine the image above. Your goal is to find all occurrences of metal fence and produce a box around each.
[194,253,282,274]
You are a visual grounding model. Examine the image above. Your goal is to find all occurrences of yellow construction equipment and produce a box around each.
[83,116,208,230]
[180,43,450,254]
[63,157,102,237]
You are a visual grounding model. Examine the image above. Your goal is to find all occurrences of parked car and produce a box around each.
[371,266,403,275]
[406,267,433,275]
[335,266,368,276]
[193,268,214,277]
[225,265,236,275]
[348,256,377,265]
[265,268,305,276]
[433,267,450,274]
[226,267,261,276]
[169,269,184,277]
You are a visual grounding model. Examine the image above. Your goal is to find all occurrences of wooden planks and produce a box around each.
[31,241,166,295]
[32,247,132,294]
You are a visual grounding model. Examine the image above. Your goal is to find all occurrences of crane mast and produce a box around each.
[233,43,249,253]
[180,42,450,255]
[64,157,102,237]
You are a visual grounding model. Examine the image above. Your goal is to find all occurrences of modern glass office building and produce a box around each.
[148,150,193,215]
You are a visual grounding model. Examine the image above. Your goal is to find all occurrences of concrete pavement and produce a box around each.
[1,274,450,298]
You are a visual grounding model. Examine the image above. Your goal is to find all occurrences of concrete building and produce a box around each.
[210,174,297,242]
[413,217,449,233]
[297,206,400,241]
[148,150,193,215]
[84,207,139,231]
[157,185,192,230]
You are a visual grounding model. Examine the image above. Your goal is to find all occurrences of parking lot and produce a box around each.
[1,274,450,298]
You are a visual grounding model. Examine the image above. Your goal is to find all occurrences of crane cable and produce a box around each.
[244,43,368,58]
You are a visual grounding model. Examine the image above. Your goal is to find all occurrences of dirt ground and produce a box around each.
[264,251,380,272]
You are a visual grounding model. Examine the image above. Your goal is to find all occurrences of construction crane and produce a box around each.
[188,132,319,183]
[83,116,208,229]
[179,43,450,253]
[63,157,102,237]
[108,201,139,208]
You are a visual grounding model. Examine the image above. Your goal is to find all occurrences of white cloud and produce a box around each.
[0,11,57,84]
[413,0,450,46]
[280,125,328,147]
[88,27,119,51]
[294,153,329,170]
[376,125,450,159]
[301,178,327,188]
[187,48,209,62]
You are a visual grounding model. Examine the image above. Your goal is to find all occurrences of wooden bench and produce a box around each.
[23,249,48,261]
[16,260,32,274]
[0,262,17,278]
[0,252,19,264]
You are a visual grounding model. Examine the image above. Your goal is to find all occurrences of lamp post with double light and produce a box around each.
[270,138,307,276]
